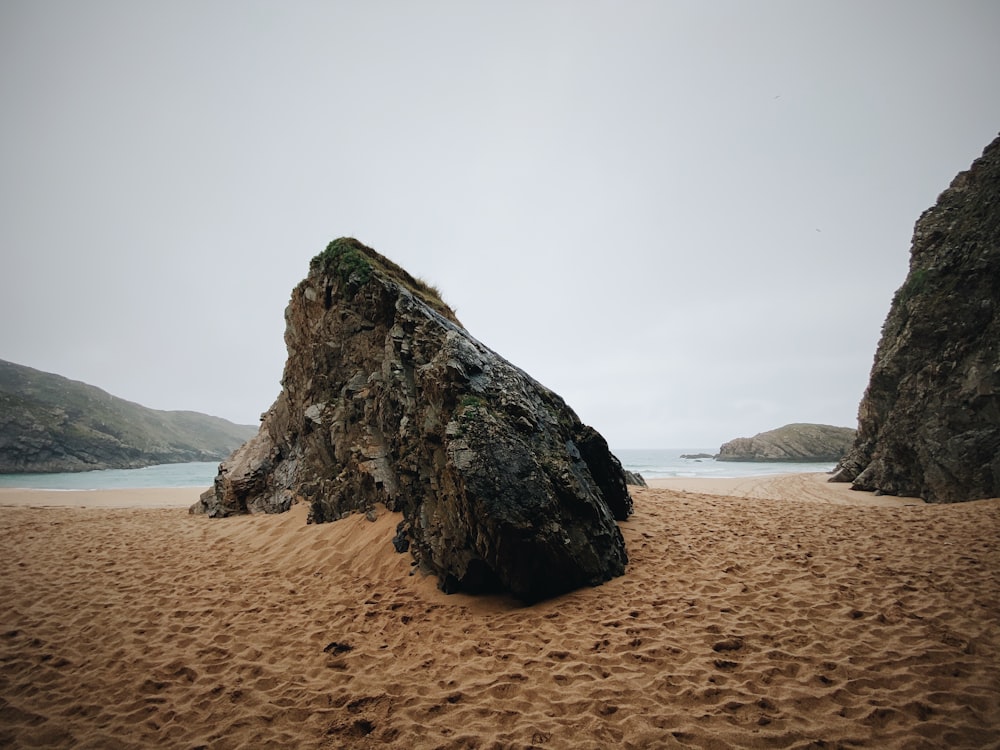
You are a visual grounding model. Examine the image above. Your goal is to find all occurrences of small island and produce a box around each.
[680,453,714,459]
[716,423,856,463]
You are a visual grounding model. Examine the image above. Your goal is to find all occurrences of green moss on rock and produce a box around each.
[311,237,374,286]
[310,237,458,323]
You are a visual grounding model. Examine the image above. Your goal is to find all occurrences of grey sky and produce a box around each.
[2,1,998,449]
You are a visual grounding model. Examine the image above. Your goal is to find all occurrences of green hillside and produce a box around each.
[0,359,258,473]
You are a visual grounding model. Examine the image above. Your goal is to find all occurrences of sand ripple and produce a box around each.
[1,480,998,748]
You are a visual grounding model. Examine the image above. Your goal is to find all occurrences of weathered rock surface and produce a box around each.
[831,135,1000,503]
[191,238,632,602]
[624,470,647,487]
[0,359,256,473]
[716,423,856,462]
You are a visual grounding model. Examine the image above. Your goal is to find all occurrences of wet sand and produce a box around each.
[1,476,998,748]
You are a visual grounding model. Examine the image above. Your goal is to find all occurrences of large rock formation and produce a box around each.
[832,135,1000,503]
[716,423,856,462]
[0,359,256,473]
[192,238,632,602]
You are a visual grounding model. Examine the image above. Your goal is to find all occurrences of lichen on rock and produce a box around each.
[192,238,632,601]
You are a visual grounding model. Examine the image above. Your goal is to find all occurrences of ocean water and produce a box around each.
[0,462,220,490]
[614,449,837,480]
[0,451,836,490]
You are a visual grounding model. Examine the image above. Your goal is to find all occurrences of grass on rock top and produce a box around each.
[311,238,457,323]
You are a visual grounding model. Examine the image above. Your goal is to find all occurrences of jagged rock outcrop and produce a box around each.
[716,423,856,462]
[624,471,647,487]
[0,359,256,473]
[192,238,632,602]
[831,135,1000,503]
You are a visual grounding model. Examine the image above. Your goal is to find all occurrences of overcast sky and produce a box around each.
[2,1,998,449]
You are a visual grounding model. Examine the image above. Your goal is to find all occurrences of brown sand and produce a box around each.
[0,488,201,510]
[1,477,998,749]
[646,472,924,507]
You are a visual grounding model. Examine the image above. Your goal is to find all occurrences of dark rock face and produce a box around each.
[832,136,1000,503]
[192,238,632,601]
[623,470,647,487]
[716,423,856,463]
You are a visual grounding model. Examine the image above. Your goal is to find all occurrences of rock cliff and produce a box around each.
[0,359,256,473]
[832,135,1000,502]
[716,423,856,462]
[191,238,632,602]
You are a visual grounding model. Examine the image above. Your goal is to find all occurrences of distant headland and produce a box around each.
[715,423,856,463]
[0,359,256,473]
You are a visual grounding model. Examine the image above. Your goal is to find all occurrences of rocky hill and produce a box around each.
[832,135,1000,502]
[0,359,257,473]
[191,238,632,602]
[716,423,856,462]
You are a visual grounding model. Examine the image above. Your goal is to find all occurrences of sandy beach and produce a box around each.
[1,474,998,749]
[0,488,201,510]
[646,472,925,507]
